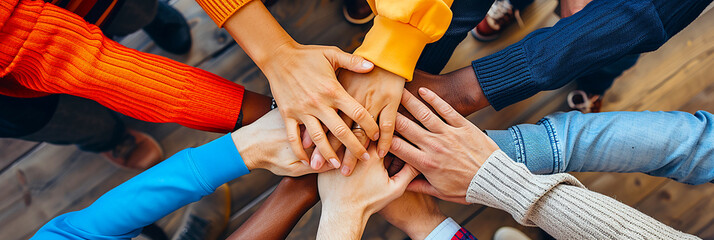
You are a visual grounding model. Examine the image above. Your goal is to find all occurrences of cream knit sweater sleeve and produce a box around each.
[466,150,699,240]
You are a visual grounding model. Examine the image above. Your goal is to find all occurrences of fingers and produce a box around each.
[341,126,371,176]
[391,164,420,190]
[394,113,430,145]
[400,89,445,132]
[327,47,374,73]
[376,103,398,158]
[302,117,339,170]
[418,87,469,127]
[318,111,370,162]
[285,118,309,163]
[389,136,426,171]
[406,179,441,197]
[335,94,380,142]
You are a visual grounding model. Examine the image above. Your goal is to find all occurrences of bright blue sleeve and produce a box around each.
[32,134,249,239]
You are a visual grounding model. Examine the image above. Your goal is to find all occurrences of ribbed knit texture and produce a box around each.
[471,0,712,111]
[466,150,699,240]
[0,0,244,133]
[195,0,252,27]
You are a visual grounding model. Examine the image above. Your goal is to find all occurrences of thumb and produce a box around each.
[407,179,441,197]
[327,48,374,73]
[391,164,420,189]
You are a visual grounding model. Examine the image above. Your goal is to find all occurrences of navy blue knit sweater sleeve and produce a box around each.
[474,0,713,110]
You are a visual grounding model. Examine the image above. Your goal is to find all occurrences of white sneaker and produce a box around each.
[493,226,531,240]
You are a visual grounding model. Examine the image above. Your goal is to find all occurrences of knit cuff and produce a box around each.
[181,70,245,132]
[465,150,584,226]
[472,41,538,110]
[195,0,252,27]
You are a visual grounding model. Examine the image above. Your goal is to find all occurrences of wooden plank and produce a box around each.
[635,180,714,231]
[677,81,714,114]
[577,173,668,206]
[0,139,39,172]
[676,194,714,238]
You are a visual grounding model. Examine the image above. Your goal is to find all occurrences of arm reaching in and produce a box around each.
[32,110,329,239]
[390,87,698,239]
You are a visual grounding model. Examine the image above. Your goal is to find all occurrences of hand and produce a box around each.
[235,110,332,176]
[559,0,592,18]
[390,88,499,204]
[312,67,405,176]
[317,144,420,239]
[404,68,488,118]
[223,1,379,169]
[379,192,446,240]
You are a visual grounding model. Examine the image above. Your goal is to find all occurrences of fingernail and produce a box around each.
[379,150,386,158]
[361,152,371,161]
[373,132,380,140]
[301,160,309,166]
[329,158,341,168]
[362,61,374,69]
[341,165,351,176]
[419,87,429,95]
[311,155,320,169]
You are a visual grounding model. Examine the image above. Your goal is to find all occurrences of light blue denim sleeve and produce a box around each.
[487,111,714,185]
[31,134,249,239]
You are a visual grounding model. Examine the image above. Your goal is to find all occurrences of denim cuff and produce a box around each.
[472,41,538,110]
[486,118,562,174]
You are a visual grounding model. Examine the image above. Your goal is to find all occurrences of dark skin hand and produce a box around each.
[403,67,488,119]
[227,174,319,240]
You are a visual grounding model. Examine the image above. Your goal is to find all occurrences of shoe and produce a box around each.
[103,129,163,170]
[172,184,231,240]
[567,90,602,113]
[143,1,192,55]
[470,0,524,42]
[493,227,531,240]
[342,0,375,25]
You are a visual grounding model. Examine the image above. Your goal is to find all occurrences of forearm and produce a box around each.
[487,111,714,184]
[0,0,245,133]
[240,90,272,127]
[228,176,319,240]
[223,1,293,68]
[473,0,712,110]
[466,150,697,239]
[33,134,249,239]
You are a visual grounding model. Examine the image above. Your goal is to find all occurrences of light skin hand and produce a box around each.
[234,110,333,176]
[306,66,405,175]
[223,1,380,169]
[559,0,592,18]
[317,144,420,239]
[389,88,499,204]
[379,191,447,240]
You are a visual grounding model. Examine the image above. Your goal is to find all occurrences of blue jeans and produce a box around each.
[487,111,714,185]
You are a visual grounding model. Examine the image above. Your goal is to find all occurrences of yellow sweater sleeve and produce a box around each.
[195,0,252,27]
[353,0,454,81]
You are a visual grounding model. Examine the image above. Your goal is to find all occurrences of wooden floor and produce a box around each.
[1,0,714,239]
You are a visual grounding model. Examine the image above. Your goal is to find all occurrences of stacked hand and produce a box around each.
[390,88,500,204]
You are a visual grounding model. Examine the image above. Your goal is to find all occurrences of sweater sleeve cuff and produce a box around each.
[195,0,252,27]
[353,16,431,81]
[465,150,583,226]
[472,41,538,110]
[182,71,245,133]
[189,134,250,190]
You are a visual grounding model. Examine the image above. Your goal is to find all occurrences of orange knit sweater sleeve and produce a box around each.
[0,0,245,133]
[194,0,252,27]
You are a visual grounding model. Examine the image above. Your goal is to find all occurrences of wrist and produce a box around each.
[232,128,262,171]
[445,67,488,115]
[403,213,447,240]
[318,203,369,239]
